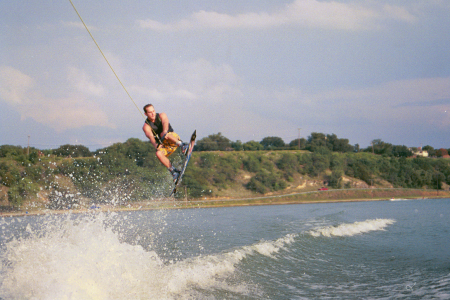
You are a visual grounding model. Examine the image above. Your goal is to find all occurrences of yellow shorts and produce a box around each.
[157,132,180,157]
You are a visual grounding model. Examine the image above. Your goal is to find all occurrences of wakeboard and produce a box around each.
[170,130,196,196]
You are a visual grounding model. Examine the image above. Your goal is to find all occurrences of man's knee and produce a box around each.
[156,149,164,158]
[165,132,180,143]
[156,148,169,158]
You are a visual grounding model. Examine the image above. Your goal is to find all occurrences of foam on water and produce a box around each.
[308,218,396,237]
[0,213,296,299]
[1,214,161,299]
[2,200,446,299]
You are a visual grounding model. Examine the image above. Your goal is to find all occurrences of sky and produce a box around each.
[1,0,450,151]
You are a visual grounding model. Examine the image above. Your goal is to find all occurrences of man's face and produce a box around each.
[145,106,156,122]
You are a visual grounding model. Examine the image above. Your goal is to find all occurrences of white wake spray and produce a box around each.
[308,219,396,237]
[156,233,298,295]
[0,213,297,300]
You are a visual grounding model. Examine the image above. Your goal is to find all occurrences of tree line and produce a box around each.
[1,132,449,209]
[195,132,449,158]
[2,131,445,158]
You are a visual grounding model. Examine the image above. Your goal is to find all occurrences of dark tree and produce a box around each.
[260,137,285,149]
[436,148,449,157]
[53,144,92,157]
[196,133,231,151]
[231,140,243,151]
[289,138,307,149]
[422,145,435,157]
[243,141,264,151]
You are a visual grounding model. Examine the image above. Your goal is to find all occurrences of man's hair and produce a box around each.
[143,104,154,113]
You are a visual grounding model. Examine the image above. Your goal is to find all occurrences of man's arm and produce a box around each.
[159,112,170,138]
[143,123,159,149]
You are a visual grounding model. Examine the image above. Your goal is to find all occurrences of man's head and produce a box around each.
[143,104,156,121]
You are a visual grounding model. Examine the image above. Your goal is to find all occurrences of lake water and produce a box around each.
[1,199,449,299]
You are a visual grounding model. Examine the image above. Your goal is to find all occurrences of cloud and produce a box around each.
[22,96,115,133]
[0,66,35,105]
[137,0,416,31]
[382,4,416,23]
[237,76,450,143]
[130,59,242,105]
[68,66,106,97]
[123,57,450,143]
[0,66,114,132]
[308,77,450,127]
[169,59,242,102]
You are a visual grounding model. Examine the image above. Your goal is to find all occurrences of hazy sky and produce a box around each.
[1,0,450,150]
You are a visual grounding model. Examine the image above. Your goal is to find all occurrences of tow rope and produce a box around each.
[68,0,145,119]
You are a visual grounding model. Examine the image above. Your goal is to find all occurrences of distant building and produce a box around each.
[412,147,429,157]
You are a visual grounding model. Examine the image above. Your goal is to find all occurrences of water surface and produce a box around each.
[1,199,449,299]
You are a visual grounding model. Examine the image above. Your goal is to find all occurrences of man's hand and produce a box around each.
[161,131,167,142]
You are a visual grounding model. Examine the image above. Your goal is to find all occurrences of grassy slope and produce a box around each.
[2,150,450,215]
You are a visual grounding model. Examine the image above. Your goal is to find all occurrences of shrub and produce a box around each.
[308,152,330,177]
[7,178,39,207]
[329,169,343,188]
[246,171,286,194]
[0,162,21,187]
[0,145,24,158]
[243,154,261,173]
[276,153,299,178]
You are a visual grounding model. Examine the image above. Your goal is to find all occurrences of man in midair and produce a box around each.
[142,104,188,181]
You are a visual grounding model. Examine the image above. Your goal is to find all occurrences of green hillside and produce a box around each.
[1,137,450,212]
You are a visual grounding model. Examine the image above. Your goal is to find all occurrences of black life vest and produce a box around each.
[145,113,173,140]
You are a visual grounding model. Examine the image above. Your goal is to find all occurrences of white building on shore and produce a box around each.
[412,147,429,157]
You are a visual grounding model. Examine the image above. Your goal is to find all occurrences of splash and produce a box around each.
[309,219,396,237]
[0,213,295,299]
[0,213,163,299]
[159,233,297,296]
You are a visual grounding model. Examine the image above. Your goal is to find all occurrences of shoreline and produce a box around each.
[1,188,449,218]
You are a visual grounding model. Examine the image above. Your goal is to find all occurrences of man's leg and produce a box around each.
[164,133,181,146]
[156,149,172,168]
[165,132,188,155]
[156,147,180,181]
